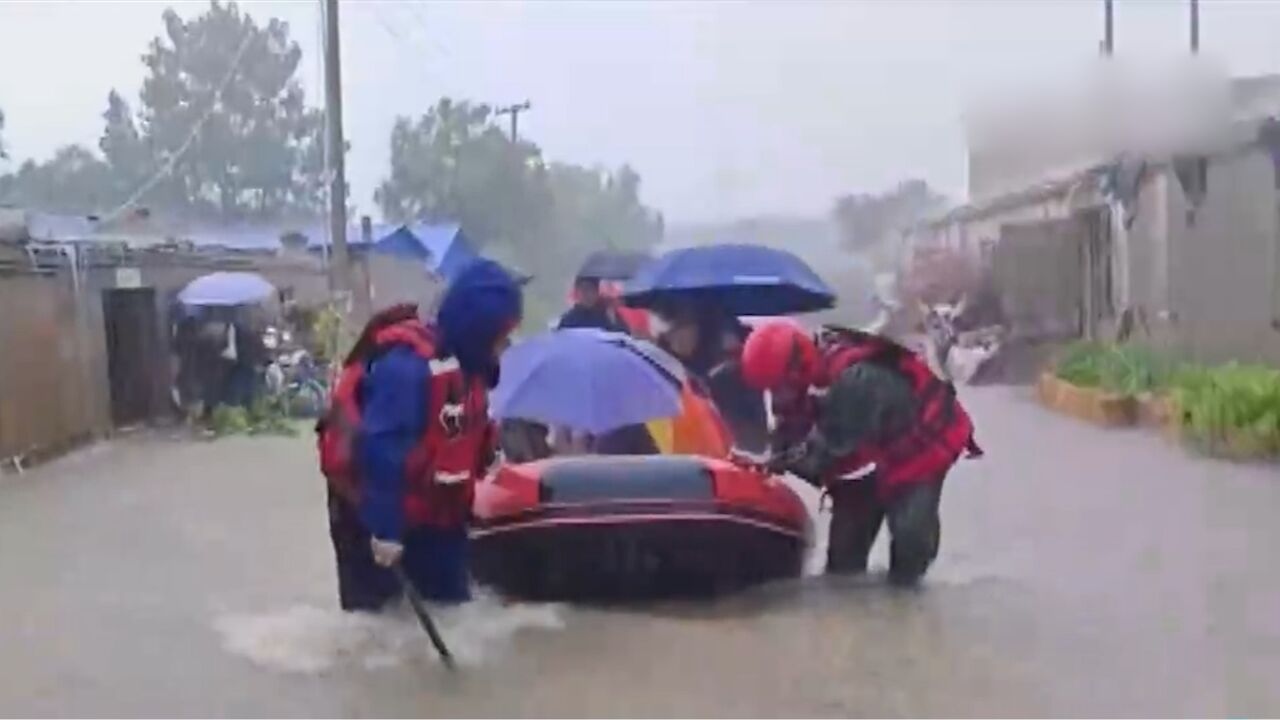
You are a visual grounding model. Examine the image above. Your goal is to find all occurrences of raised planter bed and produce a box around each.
[1037,372,1138,428]
[1136,392,1173,429]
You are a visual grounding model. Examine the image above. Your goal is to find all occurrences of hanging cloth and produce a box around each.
[1101,155,1148,228]
[1173,155,1209,226]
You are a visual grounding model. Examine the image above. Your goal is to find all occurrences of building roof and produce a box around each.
[917,166,1103,231]
[0,208,499,280]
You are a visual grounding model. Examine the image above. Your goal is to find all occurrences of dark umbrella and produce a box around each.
[577,249,652,281]
[621,244,835,316]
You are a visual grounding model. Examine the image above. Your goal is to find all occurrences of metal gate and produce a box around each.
[102,288,161,428]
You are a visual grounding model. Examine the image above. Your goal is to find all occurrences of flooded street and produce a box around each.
[1,386,1278,717]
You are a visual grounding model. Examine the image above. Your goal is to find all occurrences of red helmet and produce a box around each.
[741,320,819,391]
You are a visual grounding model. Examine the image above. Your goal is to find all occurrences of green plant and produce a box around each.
[311,305,342,364]
[248,396,300,437]
[210,405,251,437]
[208,398,299,438]
[1054,342,1173,395]
[1171,363,1280,458]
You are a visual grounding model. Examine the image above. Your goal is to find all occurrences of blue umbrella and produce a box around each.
[492,329,682,434]
[622,243,836,316]
[178,271,276,307]
[597,331,686,386]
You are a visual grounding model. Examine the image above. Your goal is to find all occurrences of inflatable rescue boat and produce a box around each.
[471,454,811,600]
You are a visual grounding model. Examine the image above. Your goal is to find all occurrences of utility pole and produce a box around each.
[1190,0,1200,54]
[495,100,532,142]
[1101,0,1114,56]
[322,0,349,299]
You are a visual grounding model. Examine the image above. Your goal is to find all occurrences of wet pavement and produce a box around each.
[1,386,1278,717]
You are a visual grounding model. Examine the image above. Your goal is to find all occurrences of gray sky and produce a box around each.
[2,0,1279,223]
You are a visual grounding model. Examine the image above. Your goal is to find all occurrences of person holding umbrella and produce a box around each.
[557,275,630,333]
[739,322,982,585]
[492,328,682,454]
[707,317,769,456]
[318,259,523,609]
[621,243,833,454]
[176,272,279,423]
[557,249,652,334]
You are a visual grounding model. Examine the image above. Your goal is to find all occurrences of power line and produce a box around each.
[401,4,452,62]
[371,8,407,43]
[369,5,450,90]
[100,29,257,223]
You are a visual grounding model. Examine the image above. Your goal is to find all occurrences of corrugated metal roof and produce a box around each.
[25,212,98,241]
[917,166,1103,231]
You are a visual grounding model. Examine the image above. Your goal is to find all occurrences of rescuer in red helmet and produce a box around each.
[740,321,981,585]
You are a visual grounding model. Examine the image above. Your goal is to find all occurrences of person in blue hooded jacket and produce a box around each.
[323,259,522,609]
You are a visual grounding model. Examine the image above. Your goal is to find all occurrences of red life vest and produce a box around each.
[318,318,495,529]
[815,326,977,498]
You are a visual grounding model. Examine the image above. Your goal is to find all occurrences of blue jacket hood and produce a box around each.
[437,259,523,377]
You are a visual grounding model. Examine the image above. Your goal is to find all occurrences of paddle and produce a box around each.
[391,562,456,670]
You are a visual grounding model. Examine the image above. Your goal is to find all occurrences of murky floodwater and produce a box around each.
[1,387,1278,717]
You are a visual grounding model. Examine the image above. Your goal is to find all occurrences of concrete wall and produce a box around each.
[0,244,331,461]
[918,144,1280,367]
[993,218,1088,340]
[0,270,101,460]
[364,254,443,316]
[1163,147,1280,364]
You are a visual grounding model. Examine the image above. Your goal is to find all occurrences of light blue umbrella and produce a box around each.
[492,329,682,434]
[178,271,276,307]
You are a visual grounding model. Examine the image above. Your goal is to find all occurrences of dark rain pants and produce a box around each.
[327,485,472,611]
[825,473,945,585]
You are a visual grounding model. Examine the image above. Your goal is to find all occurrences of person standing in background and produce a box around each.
[557,276,629,333]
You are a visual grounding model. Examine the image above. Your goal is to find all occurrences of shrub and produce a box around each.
[1171,363,1280,458]
[1054,342,1173,395]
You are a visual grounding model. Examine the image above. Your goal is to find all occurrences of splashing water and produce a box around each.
[215,592,565,673]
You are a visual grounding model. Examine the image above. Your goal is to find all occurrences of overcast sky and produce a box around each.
[2,0,1279,224]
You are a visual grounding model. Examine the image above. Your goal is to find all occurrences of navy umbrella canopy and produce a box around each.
[621,243,836,316]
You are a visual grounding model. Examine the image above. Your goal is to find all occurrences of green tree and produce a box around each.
[0,107,7,160]
[0,145,114,214]
[544,162,661,257]
[375,97,663,326]
[99,91,152,204]
[832,179,947,253]
[376,98,549,250]
[122,0,325,220]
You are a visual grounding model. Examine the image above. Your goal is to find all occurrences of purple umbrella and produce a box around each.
[178,271,276,307]
[492,329,682,434]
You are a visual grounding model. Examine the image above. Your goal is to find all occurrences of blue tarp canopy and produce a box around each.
[302,222,477,280]
[163,220,518,283]
[370,223,480,281]
[370,223,534,284]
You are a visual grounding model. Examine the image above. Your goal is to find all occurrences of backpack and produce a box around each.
[316,304,427,502]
